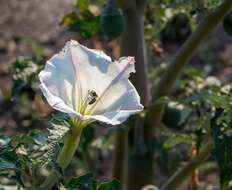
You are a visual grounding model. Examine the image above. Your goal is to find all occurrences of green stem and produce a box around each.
[119,2,152,190]
[114,0,150,189]
[146,0,232,132]
[121,9,149,105]
[161,143,213,190]
[39,125,82,190]
[113,129,128,190]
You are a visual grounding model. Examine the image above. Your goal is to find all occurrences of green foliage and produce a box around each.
[163,133,195,148]
[211,109,232,189]
[40,113,71,167]
[11,56,43,100]
[66,173,97,189]
[0,131,45,188]
[64,173,119,190]
[155,0,220,12]
[175,73,232,188]
[0,129,118,189]
[61,11,100,39]
[61,0,100,39]
[75,0,89,11]
[97,179,119,190]
[61,0,125,39]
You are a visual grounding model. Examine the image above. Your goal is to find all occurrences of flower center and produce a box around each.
[79,90,98,115]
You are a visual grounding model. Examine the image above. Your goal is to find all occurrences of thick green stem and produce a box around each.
[113,129,128,190]
[121,10,149,105]
[146,0,232,132]
[161,143,213,190]
[114,0,150,188]
[39,126,82,190]
[118,2,152,190]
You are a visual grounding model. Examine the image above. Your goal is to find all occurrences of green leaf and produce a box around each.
[49,113,70,126]
[40,123,70,167]
[163,133,195,148]
[66,173,97,190]
[211,109,232,189]
[11,56,42,99]
[75,0,89,11]
[0,158,17,171]
[0,135,11,147]
[97,179,119,190]
[60,12,79,30]
[11,135,37,145]
[60,11,100,38]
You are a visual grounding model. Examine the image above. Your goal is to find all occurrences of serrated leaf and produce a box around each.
[40,122,70,167]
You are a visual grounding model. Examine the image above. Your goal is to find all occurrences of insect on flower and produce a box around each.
[87,90,98,105]
[39,40,143,125]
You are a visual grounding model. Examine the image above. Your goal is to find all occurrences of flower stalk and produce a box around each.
[39,123,83,190]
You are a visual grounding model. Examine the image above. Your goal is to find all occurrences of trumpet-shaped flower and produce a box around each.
[39,40,143,125]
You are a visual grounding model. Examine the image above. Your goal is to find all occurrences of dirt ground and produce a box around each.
[0,0,77,65]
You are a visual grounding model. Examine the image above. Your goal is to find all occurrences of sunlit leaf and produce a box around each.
[75,0,89,11]
[97,179,119,190]
[163,133,195,148]
[60,11,100,38]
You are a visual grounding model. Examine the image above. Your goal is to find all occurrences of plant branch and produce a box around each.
[121,9,149,105]
[161,143,213,190]
[146,0,232,132]
[114,1,150,189]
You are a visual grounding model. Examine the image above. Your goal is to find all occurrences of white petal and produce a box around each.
[39,83,83,119]
[88,108,142,125]
[39,42,81,116]
[89,77,143,125]
[68,40,114,100]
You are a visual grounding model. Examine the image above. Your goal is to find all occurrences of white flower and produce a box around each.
[39,40,143,125]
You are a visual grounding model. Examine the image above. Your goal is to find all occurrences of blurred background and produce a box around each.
[1,0,232,189]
